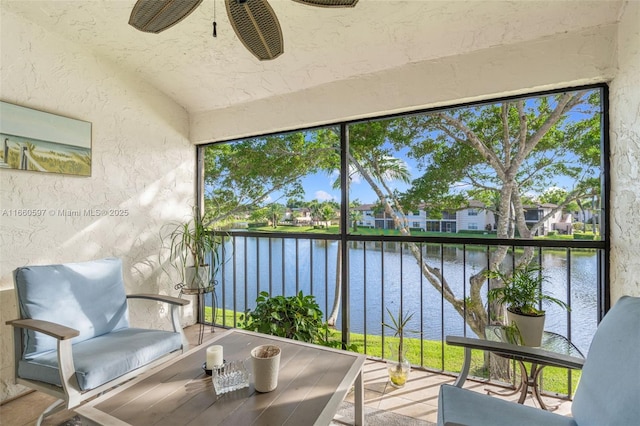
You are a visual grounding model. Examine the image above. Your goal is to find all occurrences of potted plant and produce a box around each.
[382,307,414,388]
[486,262,569,346]
[239,291,327,343]
[163,208,222,290]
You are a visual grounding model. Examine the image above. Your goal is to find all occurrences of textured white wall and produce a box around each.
[0,11,196,401]
[191,25,616,143]
[610,1,640,301]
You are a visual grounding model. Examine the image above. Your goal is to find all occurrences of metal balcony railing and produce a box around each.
[204,231,606,397]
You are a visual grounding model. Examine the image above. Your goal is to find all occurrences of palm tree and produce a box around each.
[318,204,335,228]
[268,203,285,228]
[349,201,363,232]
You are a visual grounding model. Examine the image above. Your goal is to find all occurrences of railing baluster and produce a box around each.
[268,238,273,296]
[419,242,424,367]
[256,236,260,300]
[295,238,300,294]
[462,244,467,338]
[381,241,385,359]
[244,236,248,317]
[440,243,445,371]
[363,242,368,354]
[324,238,329,337]
[281,237,285,296]
[232,236,238,327]
[310,239,314,296]
[566,247,573,395]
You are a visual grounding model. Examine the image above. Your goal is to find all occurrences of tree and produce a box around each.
[539,187,579,213]
[349,200,363,232]
[248,207,269,223]
[318,203,336,228]
[419,91,599,334]
[202,132,338,223]
[331,89,602,341]
[268,203,285,228]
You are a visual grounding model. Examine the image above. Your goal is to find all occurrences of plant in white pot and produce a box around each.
[163,208,222,290]
[486,262,569,346]
[382,308,415,388]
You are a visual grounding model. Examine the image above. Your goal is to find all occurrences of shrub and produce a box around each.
[574,233,595,240]
[239,291,358,351]
[239,291,328,344]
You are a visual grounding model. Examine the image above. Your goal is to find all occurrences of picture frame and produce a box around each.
[0,101,92,176]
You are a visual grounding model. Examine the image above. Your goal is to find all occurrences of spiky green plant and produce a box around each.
[486,263,569,316]
[382,308,415,360]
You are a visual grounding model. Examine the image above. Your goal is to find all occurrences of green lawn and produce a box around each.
[204,307,580,396]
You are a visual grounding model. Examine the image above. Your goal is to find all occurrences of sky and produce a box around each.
[295,152,415,206]
[292,149,588,207]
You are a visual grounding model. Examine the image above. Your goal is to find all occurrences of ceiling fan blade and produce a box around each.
[226,0,284,61]
[129,0,203,34]
[292,0,358,7]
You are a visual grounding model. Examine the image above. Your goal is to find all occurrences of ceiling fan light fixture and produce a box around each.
[129,0,203,34]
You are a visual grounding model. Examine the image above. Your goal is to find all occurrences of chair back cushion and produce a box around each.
[14,258,130,358]
[572,295,640,425]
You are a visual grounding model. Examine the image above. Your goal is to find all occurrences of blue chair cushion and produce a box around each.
[437,384,578,426]
[17,328,183,391]
[15,258,130,358]
[571,295,640,426]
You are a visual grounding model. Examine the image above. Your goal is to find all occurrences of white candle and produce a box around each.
[206,345,223,369]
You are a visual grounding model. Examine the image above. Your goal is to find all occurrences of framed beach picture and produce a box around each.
[0,101,91,176]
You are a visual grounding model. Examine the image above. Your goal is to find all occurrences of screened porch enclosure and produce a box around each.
[198,85,608,399]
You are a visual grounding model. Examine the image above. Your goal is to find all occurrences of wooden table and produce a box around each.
[77,329,366,425]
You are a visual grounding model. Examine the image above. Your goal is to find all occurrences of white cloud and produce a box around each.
[315,190,335,201]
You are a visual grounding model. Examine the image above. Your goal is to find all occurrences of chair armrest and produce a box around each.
[6,318,79,340]
[126,294,190,306]
[126,293,190,351]
[446,336,585,370]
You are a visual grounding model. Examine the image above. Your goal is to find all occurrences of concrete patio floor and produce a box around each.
[0,325,573,425]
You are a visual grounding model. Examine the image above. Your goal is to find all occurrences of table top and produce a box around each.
[485,325,584,358]
[76,329,366,426]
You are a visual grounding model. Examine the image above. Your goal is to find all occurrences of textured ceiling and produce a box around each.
[1,0,623,114]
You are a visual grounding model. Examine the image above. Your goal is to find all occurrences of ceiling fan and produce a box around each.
[129,0,358,61]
